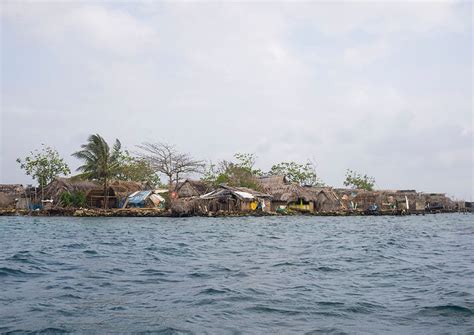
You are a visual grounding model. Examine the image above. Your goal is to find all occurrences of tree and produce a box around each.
[115,150,163,187]
[137,142,204,191]
[268,161,324,186]
[202,153,262,190]
[16,144,71,200]
[343,169,375,191]
[72,134,122,209]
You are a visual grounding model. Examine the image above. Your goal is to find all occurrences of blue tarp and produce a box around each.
[127,191,152,207]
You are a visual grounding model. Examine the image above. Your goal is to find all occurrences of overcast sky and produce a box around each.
[1,1,472,199]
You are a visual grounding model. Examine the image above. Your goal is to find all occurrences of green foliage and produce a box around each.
[59,191,87,208]
[269,161,324,186]
[202,153,262,190]
[343,169,375,191]
[115,150,163,187]
[72,134,122,182]
[74,191,87,207]
[72,134,123,209]
[16,145,71,190]
[59,191,74,207]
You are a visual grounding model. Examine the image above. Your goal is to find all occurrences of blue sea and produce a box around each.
[1,214,473,334]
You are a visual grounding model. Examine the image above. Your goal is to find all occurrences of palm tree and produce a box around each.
[72,134,121,209]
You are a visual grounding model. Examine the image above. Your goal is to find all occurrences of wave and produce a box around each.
[0,267,43,277]
[419,305,473,316]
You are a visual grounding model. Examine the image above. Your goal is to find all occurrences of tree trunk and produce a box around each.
[103,176,108,209]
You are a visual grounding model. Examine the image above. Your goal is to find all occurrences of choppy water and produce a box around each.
[0,214,473,334]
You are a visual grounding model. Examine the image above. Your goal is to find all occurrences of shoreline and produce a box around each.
[0,208,469,218]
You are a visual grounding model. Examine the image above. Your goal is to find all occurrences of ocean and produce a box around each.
[1,214,473,334]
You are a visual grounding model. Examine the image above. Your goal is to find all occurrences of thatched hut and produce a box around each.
[175,179,213,198]
[43,177,99,206]
[200,185,272,213]
[308,187,343,212]
[86,180,143,208]
[258,176,319,212]
[424,193,456,211]
[0,184,25,208]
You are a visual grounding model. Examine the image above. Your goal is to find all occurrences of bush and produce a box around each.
[59,191,87,208]
[59,192,74,207]
[73,191,86,208]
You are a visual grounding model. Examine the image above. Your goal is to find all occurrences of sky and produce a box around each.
[1,1,472,200]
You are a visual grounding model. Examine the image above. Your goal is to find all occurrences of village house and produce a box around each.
[0,184,25,209]
[122,190,167,209]
[86,180,143,208]
[258,176,342,213]
[199,184,272,213]
[175,179,213,198]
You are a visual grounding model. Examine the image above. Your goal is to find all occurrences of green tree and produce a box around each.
[16,144,71,199]
[343,169,375,191]
[202,153,262,190]
[269,161,324,186]
[72,134,122,209]
[115,150,163,187]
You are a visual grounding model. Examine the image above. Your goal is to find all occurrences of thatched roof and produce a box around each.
[100,180,143,199]
[43,177,99,202]
[308,187,341,202]
[258,175,317,202]
[175,179,213,197]
[0,184,24,194]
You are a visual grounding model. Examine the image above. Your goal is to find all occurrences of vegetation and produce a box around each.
[59,191,86,207]
[343,169,376,191]
[269,161,324,186]
[203,153,262,190]
[16,145,71,199]
[72,134,122,208]
[137,142,204,191]
[115,150,163,187]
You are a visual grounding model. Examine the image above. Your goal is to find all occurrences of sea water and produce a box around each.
[1,214,473,333]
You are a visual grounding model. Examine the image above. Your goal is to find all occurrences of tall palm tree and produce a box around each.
[72,134,121,209]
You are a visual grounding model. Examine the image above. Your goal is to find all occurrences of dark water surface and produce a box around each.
[1,215,473,334]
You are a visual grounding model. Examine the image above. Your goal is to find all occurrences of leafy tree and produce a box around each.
[16,144,71,199]
[202,153,262,190]
[137,142,204,191]
[343,169,375,191]
[115,150,163,187]
[269,161,324,186]
[72,134,122,209]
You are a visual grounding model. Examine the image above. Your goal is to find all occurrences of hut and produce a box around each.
[424,193,455,211]
[43,177,98,206]
[175,179,213,198]
[122,190,166,209]
[258,176,318,212]
[200,185,272,213]
[0,184,25,209]
[86,180,143,208]
[308,187,343,212]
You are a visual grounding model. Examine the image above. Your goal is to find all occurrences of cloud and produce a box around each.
[1,2,472,199]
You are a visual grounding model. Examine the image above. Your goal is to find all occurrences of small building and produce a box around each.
[86,180,143,208]
[43,177,99,206]
[122,190,166,209]
[0,184,25,209]
[200,184,272,213]
[309,187,343,212]
[258,176,320,212]
[175,179,213,198]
